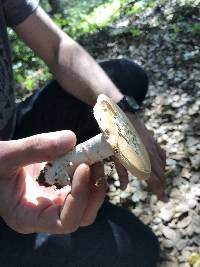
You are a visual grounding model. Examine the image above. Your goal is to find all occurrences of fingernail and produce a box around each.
[55,130,76,151]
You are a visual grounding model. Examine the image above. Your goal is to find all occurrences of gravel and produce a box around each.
[79,2,200,266]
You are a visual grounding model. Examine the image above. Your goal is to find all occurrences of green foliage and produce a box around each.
[52,0,131,37]
[130,27,142,37]
[9,28,51,91]
[169,22,200,38]
[11,0,132,92]
[188,23,200,36]
[9,0,199,93]
[125,0,156,16]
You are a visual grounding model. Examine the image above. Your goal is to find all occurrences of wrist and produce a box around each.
[117,95,141,114]
[108,90,124,104]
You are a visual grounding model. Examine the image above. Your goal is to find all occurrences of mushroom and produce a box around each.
[37,94,151,188]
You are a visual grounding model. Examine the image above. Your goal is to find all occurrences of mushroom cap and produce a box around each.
[93,94,151,180]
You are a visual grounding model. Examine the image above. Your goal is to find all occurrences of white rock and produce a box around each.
[139,214,153,224]
[159,203,175,222]
[131,191,141,202]
[185,224,195,236]
[176,239,189,251]
[119,191,130,199]
[175,203,190,214]
[177,216,191,229]
[162,238,174,248]
[188,199,197,209]
[161,226,179,242]
[114,180,120,187]
[153,217,162,224]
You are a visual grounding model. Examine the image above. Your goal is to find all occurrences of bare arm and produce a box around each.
[14,6,166,200]
[14,6,123,106]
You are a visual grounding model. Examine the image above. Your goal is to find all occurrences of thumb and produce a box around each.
[1,130,76,168]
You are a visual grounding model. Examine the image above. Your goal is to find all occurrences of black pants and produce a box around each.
[0,59,159,267]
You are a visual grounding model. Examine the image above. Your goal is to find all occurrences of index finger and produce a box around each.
[80,162,107,227]
[59,164,91,232]
[1,131,76,170]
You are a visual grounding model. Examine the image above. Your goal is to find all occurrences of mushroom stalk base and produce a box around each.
[37,133,113,188]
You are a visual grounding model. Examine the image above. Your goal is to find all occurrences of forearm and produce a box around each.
[14,6,123,106]
[50,37,123,106]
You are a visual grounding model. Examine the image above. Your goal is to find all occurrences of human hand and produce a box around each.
[114,113,166,201]
[0,131,107,234]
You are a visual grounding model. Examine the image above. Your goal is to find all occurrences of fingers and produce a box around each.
[80,162,107,227]
[141,135,166,201]
[150,152,165,183]
[148,145,166,201]
[36,163,106,233]
[35,164,91,233]
[158,146,166,162]
[113,158,129,190]
[1,131,76,169]
[6,161,106,234]
[147,173,166,201]
[59,164,91,232]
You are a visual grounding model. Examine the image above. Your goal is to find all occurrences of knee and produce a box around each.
[143,226,160,266]
[117,58,149,105]
[128,223,160,267]
[99,202,160,266]
[99,58,149,105]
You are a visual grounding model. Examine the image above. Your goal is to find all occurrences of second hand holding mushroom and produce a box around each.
[122,112,167,201]
[37,94,151,188]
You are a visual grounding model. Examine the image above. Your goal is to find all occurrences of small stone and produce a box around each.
[114,180,120,187]
[162,238,174,248]
[190,154,200,170]
[166,158,177,167]
[119,191,130,199]
[177,216,191,229]
[131,191,141,202]
[139,214,152,224]
[139,191,148,200]
[181,168,191,179]
[159,206,175,222]
[153,217,162,224]
[186,224,195,236]
[175,204,190,214]
[161,226,178,242]
[176,239,189,251]
[188,199,197,209]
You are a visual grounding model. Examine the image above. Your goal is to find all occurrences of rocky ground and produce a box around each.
[79,2,200,266]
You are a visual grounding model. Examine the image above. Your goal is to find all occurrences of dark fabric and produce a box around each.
[0,58,159,267]
[0,202,159,267]
[3,0,39,27]
[0,1,15,140]
[13,58,148,142]
[0,0,39,140]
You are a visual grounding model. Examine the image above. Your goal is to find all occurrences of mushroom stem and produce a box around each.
[37,133,113,187]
